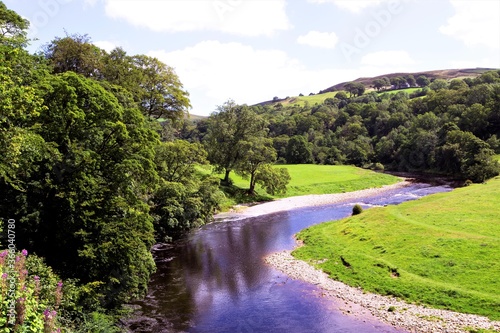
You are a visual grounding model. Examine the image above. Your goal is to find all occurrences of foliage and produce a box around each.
[152,140,224,241]
[0,250,66,332]
[286,135,312,164]
[235,137,277,194]
[294,177,500,320]
[204,100,267,183]
[43,35,191,122]
[352,204,363,215]
[254,164,291,195]
[0,3,224,330]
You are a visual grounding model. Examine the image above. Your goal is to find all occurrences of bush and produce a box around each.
[352,204,363,215]
[463,179,473,187]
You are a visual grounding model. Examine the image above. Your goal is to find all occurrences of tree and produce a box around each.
[129,55,191,121]
[373,79,386,91]
[406,75,416,87]
[437,130,499,182]
[335,91,348,100]
[344,82,365,97]
[254,164,291,195]
[236,137,277,194]
[429,79,449,91]
[43,33,105,78]
[0,1,29,48]
[416,75,430,87]
[449,79,468,90]
[3,72,160,308]
[286,135,313,164]
[44,36,191,122]
[204,100,267,183]
[155,140,208,183]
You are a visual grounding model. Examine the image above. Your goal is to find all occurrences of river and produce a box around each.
[125,182,452,333]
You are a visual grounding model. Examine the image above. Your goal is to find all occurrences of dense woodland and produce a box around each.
[1,1,500,331]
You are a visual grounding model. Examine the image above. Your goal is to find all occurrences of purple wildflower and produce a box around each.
[21,249,28,256]
[34,275,40,281]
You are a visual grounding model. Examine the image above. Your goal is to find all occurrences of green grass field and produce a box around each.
[293,176,500,319]
[494,155,500,162]
[198,164,400,209]
[202,164,399,197]
[377,87,422,96]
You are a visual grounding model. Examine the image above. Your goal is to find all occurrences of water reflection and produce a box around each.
[127,184,451,333]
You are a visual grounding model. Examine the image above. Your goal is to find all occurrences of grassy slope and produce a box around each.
[274,87,421,108]
[377,87,421,96]
[284,92,339,106]
[294,176,500,319]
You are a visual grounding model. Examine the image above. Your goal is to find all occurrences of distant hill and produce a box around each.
[256,68,497,107]
[186,113,207,121]
[319,68,495,94]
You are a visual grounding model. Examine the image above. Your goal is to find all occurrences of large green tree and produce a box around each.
[44,36,191,122]
[204,100,267,183]
[286,135,312,164]
[152,140,223,241]
[236,137,277,194]
[2,72,160,308]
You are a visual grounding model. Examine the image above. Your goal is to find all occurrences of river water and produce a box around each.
[125,182,452,333]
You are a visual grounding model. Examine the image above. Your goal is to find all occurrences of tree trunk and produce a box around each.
[248,171,256,195]
[223,169,231,184]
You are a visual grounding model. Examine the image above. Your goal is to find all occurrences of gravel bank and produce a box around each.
[219,180,412,219]
[265,250,500,333]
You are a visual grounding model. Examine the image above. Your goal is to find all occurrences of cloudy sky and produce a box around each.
[5,0,500,116]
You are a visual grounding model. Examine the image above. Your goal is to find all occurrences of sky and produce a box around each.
[4,0,500,116]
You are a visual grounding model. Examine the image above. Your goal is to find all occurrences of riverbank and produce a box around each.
[265,249,500,333]
[264,177,500,333]
[217,179,412,219]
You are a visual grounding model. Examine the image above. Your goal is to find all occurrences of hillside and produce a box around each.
[319,67,496,93]
[256,68,496,107]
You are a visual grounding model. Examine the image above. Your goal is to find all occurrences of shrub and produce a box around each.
[352,204,363,215]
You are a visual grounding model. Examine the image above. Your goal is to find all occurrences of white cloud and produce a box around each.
[361,50,416,67]
[149,42,423,116]
[308,0,394,13]
[94,40,118,52]
[449,58,500,69]
[297,31,339,49]
[440,0,500,49]
[99,0,290,36]
[149,41,315,115]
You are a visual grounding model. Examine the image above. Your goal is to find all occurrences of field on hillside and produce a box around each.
[280,92,339,106]
[377,87,422,96]
[294,176,500,319]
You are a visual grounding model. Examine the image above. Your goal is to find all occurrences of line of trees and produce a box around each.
[0,2,226,330]
[180,72,500,183]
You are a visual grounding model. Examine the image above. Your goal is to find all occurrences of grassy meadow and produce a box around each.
[198,164,400,208]
[293,176,500,319]
[279,92,339,106]
[377,87,422,96]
